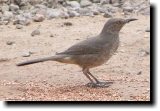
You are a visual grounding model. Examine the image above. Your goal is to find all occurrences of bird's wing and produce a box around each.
[56,38,110,55]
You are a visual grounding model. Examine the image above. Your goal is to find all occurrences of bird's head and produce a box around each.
[101,18,138,35]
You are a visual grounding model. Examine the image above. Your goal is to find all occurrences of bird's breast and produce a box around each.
[109,37,119,56]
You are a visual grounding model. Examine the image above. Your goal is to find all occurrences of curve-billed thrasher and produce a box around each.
[17,18,137,87]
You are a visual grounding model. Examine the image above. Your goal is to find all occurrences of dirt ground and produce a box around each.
[0,14,150,101]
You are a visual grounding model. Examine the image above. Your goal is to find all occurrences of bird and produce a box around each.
[17,18,137,87]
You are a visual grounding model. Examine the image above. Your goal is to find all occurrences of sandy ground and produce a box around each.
[0,14,150,101]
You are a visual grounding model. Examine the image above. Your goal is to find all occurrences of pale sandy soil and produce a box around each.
[0,14,150,101]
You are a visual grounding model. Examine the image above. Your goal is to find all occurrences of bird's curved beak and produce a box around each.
[125,18,138,23]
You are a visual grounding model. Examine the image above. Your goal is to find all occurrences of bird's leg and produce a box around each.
[86,69,100,83]
[87,69,111,87]
[82,68,97,87]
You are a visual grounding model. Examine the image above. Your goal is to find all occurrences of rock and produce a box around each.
[16,9,23,15]
[75,38,80,40]
[92,0,100,3]
[12,0,21,5]
[2,11,13,22]
[36,9,47,16]
[20,4,32,10]
[97,7,105,13]
[46,9,61,19]
[31,4,47,16]
[0,58,10,62]
[0,21,9,25]
[138,49,150,57]
[103,11,112,18]
[61,7,68,12]
[139,6,150,15]
[46,0,62,8]
[16,24,23,29]
[112,0,123,8]
[41,1,48,6]
[46,0,58,8]
[100,0,110,5]
[22,19,30,25]
[13,15,31,26]
[1,4,9,12]
[30,6,39,15]
[87,3,100,15]
[57,0,65,4]
[68,10,80,17]
[92,10,100,15]
[100,4,118,13]
[29,0,43,5]
[59,11,69,19]
[19,0,30,6]
[50,34,54,37]
[137,71,142,75]
[101,0,123,5]
[6,41,15,45]
[30,4,47,15]
[123,6,133,13]
[80,0,92,7]
[63,22,73,26]
[33,14,45,22]
[66,1,80,9]
[78,8,93,16]
[4,21,10,25]
[22,51,31,57]
[23,13,32,19]
[31,26,41,36]
[31,29,40,36]
[9,4,19,12]
[145,27,150,32]
[34,4,47,9]
[132,1,150,15]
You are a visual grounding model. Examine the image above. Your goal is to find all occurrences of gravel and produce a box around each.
[0,0,150,25]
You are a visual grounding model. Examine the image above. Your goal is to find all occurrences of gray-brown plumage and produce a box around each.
[17,18,137,87]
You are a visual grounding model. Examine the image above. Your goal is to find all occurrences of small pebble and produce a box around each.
[50,34,54,37]
[31,25,41,36]
[16,24,23,29]
[31,29,40,36]
[22,51,31,57]
[3,21,9,25]
[75,38,80,40]
[33,14,45,22]
[63,22,73,26]
[0,58,9,62]
[137,71,142,75]
[139,49,150,57]
[103,12,112,18]
[6,41,15,45]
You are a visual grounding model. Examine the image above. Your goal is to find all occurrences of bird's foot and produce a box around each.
[86,82,97,88]
[86,81,113,88]
[95,81,112,88]
[86,82,113,88]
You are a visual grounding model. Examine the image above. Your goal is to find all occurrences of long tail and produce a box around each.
[16,55,63,66]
